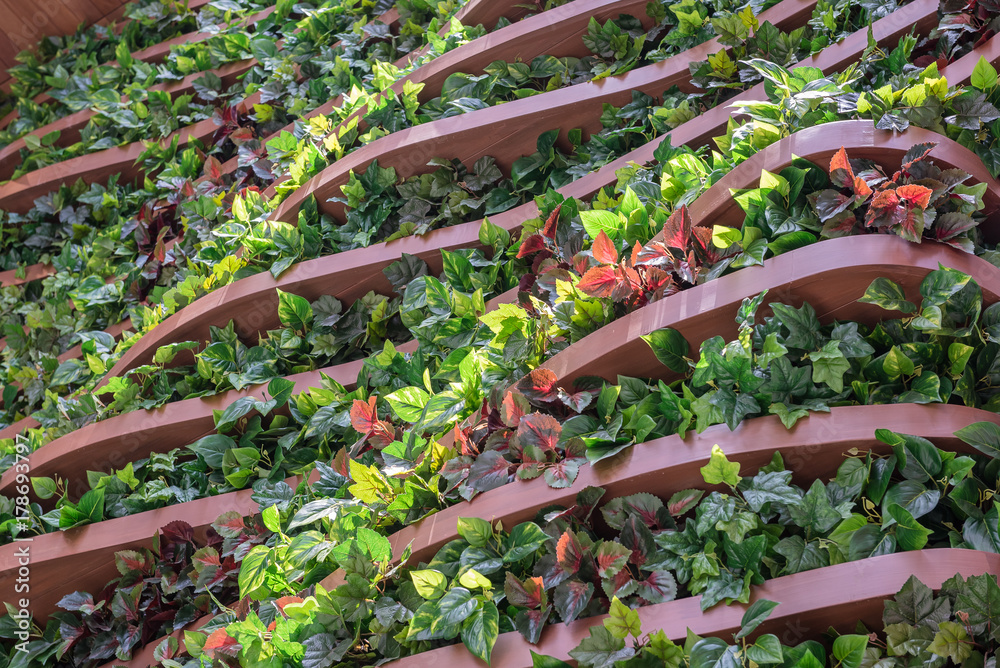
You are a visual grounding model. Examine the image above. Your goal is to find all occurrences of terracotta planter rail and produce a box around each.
[686,120,1000,241]
[0,485,261,620]
[83,401,998,668]
[0,0,532,212]
[269,0,834,224]
[0,3,279,132]
[254,0,658,197]
[544,12,1000,218]
[394,549,1000,668]
[98,0,937,391]
[353,402,999,575]
[0,56,257,181]
[2,288,514,500]
[0,0,411,212]
[542,234,1000,386]
[104,0,857,381]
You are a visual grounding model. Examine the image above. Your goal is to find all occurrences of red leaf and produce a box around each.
[933,212,978,242]
[516,368,559,403]
[895,184,933,209]
[160,520,194,545]
[591,230,618,264]
[350,397,377,434]
[204,156,222,181]
[467,450,512,493]
[211,511,246,539]
[193,547,221,568]
[504,573,547,609]
[662,206,693,250]
[629,240,641,267]
[577,265,619,298]
[557,388,593,413]
[331,448,350,477]
[501,390,529,428]
[637,571,677,604]
[668,489,704,516]
[230,127,255,143]
[853,175,872,199]
[516,413,561,451]
[517,233,547,258]
[203,629,240,658]
[596,543,630,578]
[556,531,584,573]
[553,580,593,623]
[828,146,856,189]
[541,203,562,239]
[635,240,675,269]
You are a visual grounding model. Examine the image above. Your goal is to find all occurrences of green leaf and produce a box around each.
[954,421,1000,459]
[955,573,1000,635]
[438,587,478,625]
[768,403,809,429]
[858,277,916,313]
[569,625,635,668]
[746,634,784,664]
[810,340,850,392]
[605,597,642,639]
[238,545,271,599]
[832,635,869,668]
[531,652,573,668]
[882,346,914,380]
[919,267,971,306]
[928,621,973,663]
[385,386,431,422]
[504,522,548,563]
[459,569,493,590]
[736,599,779,639]
[276,289,313,331]
[689,638,739,668]
[31,477,58,500]
[641,328,690,373]
[972,56,999,90]
[789,480,843,534]
[580,209,625,241]
[875,430,941,482]
[462,602,499,666]
[457,517,493,547]
[700,445,741,487]
[963,502,1000,552]
[886,504,932,551]
[411,570,448,600]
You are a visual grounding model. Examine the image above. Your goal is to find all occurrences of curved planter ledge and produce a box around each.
[102,402,995,668]
[0,57,257,181]
[0,360,373,503]
[253,0,657,195]
[0,262,56,288]
[5,289,514,501]
[379,402,997,569]
[269,0,827,223]
[0,4,279,133]
[0,121,212,213]
[23,5,280,109]
[542,7,994,217]
[104,0,870,381]
[686,120,1000,241]
[0,4,416,213]
[0,486,261,621]
[396,549,999,668]
[541,234,1000,386]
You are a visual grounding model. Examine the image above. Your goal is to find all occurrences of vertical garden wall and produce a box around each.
[0,0,999,666]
